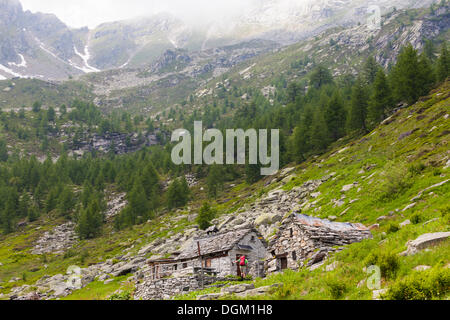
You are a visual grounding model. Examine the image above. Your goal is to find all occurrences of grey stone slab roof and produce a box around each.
[294,214,370,232]
[177,228,256,260]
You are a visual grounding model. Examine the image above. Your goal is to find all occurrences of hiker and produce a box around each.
[234,255,249,279]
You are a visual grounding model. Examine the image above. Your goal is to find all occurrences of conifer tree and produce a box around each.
[292,108,313,162]
[0,139,8,162]
[391,44,433,105]
[76,198,103,239]
[364,56,380,84]
[348,79,369,133]
[310,65,333,89]
[324,92,346,141]
[125,179,151,225]
[437,43,449,82]
[310,109,329,152]
[197,202,216,230]
[368,69,393,127]
[207,165,224,199]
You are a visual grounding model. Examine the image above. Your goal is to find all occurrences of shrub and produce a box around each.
[385,268,450,300]
[387,223,399,234]
[365,251,400,279]
[410,213,422,225]
[325,278,348,299]
[63,249,77,259]
[109,290,132,300]
[196,202,216,230]
[377,166,412,201]
[80,250,89,264]
[408,162,426,176]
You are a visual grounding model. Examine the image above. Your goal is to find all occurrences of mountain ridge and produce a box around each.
[0,0,441,80]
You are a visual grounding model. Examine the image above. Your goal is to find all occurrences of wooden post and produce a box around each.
[197,241,204,289]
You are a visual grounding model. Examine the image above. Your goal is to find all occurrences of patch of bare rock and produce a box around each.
[31,222,78,255]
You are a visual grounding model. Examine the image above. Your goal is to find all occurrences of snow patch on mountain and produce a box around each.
[73,45,100,73]
[8,54,27,68]
[0,63,21,77]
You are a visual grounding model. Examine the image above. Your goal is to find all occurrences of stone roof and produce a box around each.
[177,228,260,260]
[268,213,372,248]
[294,214,370,232]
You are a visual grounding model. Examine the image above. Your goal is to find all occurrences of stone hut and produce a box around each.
[148,228,267,279]
[267,214,372,272]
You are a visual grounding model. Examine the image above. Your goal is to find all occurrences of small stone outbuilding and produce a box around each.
[267,214,372,272]
[148,228,267,279]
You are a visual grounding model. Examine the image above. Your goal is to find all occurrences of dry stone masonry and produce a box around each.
[267,214,372,272]
[134,275,230,300]
[31,222,78,255]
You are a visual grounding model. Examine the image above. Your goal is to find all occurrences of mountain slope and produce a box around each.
[0,0,92,80]
[0,80,448,300]
[0,0,442,80]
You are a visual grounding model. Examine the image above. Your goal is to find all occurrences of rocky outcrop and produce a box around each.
[106,193,127,219]
[197,283,283,300]
[31,222,78,255]
[400,232,450,256]
[216,174,332,240]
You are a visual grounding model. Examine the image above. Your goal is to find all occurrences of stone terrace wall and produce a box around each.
[134,275,229,300]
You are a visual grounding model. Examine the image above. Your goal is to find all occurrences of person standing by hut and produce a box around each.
[234,255,249,280]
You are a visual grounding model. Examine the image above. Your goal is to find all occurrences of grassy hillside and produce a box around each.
[0,5,448,301]
[175,81,450,300]
[0,81,448,300]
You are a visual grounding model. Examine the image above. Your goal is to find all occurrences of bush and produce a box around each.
[378,166,412,201]
[365,251,400,279]
[109,290,132,300]
[385,268,450,300]
[325,278,348,299]
[196,202,216,230]
[387,223,399,234]
[408,162,426,176]
[80,250,89,264]
[410,213,422,225]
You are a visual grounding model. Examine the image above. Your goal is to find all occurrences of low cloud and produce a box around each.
[20,0,269,29]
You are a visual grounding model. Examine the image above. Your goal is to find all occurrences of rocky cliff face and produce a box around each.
[0,0,441,80]
[0,0,89,80]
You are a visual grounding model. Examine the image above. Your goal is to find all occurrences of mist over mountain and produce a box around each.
[0,0,440,80]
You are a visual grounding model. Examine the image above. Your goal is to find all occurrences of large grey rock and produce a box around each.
[221,283,255,294]
[111,263,140,277]
[197,293,223,300]
[372,289,388,300]
[235,284,282,298]
[400,232,450,256]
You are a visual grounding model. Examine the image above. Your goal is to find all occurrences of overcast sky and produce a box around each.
[20,0,267,29]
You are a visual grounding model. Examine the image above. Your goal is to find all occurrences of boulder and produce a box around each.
[413,265,431,271]
[197,293,223,300]
[400,232,450,256]
[221,283,255,294]
[235,284,282,298]
[399,220,411,228]
[402,203,416,212]
[254,213,273,227]
[111,263,139,277]
[341,183,356,192]
[372,289,388,300]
